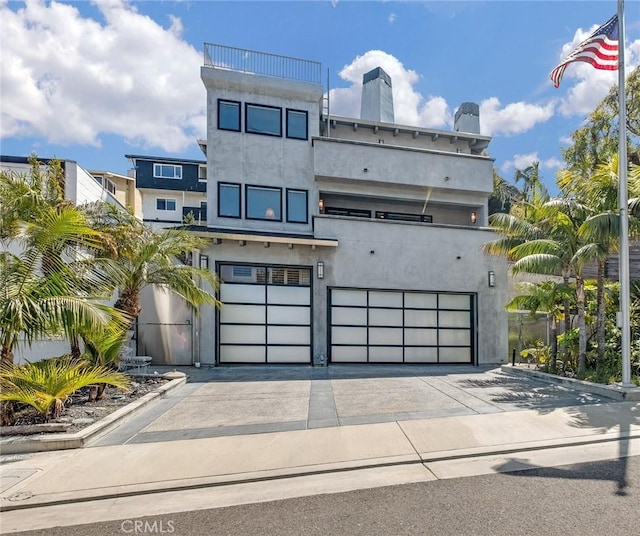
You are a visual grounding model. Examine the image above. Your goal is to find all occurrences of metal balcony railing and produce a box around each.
[203,43,321,85]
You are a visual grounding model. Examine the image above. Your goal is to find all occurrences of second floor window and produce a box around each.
[218,100,241,131]
[153,164,182,180]
[157,198,177,211]
[218,183,241,218]
[246,185,282,220]
[286,109,308,140]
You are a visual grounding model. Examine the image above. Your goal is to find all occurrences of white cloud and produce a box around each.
[500,152,563,173]
[0,0,205,152]
[328,50,452,129]
[555,24,640,116]
[329,50,555,137]
[388,13,396,24]
[480,98,555,137]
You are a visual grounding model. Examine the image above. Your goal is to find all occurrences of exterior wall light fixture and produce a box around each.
[318,199,324,213]
[238,240,246,247]
[471,211,477,224]
[317,261,325,279]
[488,271,495,287]
[199,254,209,270]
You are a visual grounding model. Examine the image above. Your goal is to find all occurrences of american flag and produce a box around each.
[550,15,619,88]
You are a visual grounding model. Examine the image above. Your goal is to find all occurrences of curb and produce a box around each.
[500,364,640,401]
[0,376,187,455]
[2,428,640,512]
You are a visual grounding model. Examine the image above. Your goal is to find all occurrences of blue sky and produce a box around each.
[2,1,639,194]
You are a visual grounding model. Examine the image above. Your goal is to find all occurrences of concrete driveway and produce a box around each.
[92,365,611,448]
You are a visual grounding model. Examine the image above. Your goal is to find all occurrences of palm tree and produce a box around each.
[84,203,220,329]
[506,281,573,372]
[0,356,130,421]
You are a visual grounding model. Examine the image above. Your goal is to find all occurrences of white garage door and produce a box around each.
[329,289,474,364]
[218,264,311,364]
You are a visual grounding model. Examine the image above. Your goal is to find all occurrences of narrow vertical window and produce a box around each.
[286,189,308,223]
[286,109,308,140]
[218,183,241,218]
[218,100,241,131]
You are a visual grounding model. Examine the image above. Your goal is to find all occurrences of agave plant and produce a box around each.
[0,356,130,423]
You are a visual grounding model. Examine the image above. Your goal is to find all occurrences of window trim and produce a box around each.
[286,108,308,140]
[245,184,283,222]
[198,165,207,182]
[217,182,241,219]
[153,163,182,180]
[286,188,308,224]
[156,197,177,211]
[217,99,241,132]
[245,102,282,137]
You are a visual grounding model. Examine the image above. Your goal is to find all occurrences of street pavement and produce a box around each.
[1,365,639,534]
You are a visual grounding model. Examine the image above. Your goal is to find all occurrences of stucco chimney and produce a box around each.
[454,102,480,134]
[360,67,395,123]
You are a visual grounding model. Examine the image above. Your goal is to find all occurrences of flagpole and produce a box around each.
[617,0,632,387]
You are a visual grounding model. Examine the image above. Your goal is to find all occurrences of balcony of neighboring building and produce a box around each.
[183,205,207,226]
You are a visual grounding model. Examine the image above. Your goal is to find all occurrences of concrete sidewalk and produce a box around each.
[2,399,640,513]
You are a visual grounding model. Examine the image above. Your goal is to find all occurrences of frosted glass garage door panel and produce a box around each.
[439,347,471,363]
[439,329,471,346]
[404,328,437,346]
[369,308,402,326]
[404,347,438,363]
[331,307,367,325]
[220,304,265,324]
[332,289,367,306]
[369,347,403,362]
[439,294,471,310]
[332,327,367,345]
[267,326,310,345]
[267,286,310,305]
[267,306,310,325]
[267,346,310,363]
[331,346,367,362]
[368,328,402,345]
[220,284,265,304]
[404,310,437,327]
[369,291,402,308]
[220,346,265,363]
[439,310,471,328]
[404,293,437,308]
[220,325,265,344]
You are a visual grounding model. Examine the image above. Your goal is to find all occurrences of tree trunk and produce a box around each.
[0,402,15,426]
[550,315,558,373]
[1,344,14,365]
[595,261,606,363]
[114,288,141,329]
[562,275,571,362]
[70,333,82,360]
[576,277,587,376]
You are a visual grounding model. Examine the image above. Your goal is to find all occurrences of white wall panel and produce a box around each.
[331,346,368,362]
[331,307,368,325]
[220,284,265,304]
[267,286,310,305]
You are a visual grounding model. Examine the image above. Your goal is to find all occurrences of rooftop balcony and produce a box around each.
[203,43,322,85]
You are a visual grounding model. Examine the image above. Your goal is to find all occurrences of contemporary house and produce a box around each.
[184,44,508,367]
[124,154,207,230]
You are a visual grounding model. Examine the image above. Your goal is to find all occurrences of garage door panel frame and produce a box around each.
[328,287,475,365]
[216,261,313,365]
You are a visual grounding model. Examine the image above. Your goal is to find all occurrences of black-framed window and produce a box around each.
[218,100,241,131]
[246,103,282,136]
[156,198,177,211]
[218,182,241,218]
[324,207,371,218]
[153,164,182,179]
[375,211,433,223]
[286,189,308,223]
[246,185,282,220]
[286,109,308,140]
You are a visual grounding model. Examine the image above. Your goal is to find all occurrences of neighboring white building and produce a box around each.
[185,44,508,367]
[0,155,135,363]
